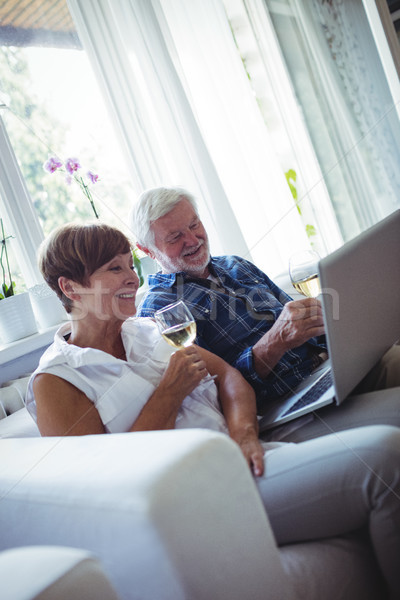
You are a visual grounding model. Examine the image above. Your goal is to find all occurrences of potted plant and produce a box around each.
[0,218,38,344]
[43,156,145,285]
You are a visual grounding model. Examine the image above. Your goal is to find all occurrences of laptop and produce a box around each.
[258,209,400,431]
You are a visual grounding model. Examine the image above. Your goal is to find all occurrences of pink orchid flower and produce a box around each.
[87,171,99,184]
[65,157,81,175]
[43,154,100,219]
[43,156,63,174]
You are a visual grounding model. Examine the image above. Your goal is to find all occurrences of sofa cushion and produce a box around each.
[0,407,40,438]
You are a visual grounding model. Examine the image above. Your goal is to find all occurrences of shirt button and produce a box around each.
[205,309,209,313]
[254,280,259,283]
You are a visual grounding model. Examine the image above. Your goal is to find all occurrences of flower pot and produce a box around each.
[140,256,158,284]
[29,283,66,329]
[0,292,38,344]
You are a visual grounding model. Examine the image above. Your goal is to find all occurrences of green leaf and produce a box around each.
[1,282,13,298]
[284,169,298,201]
[132,248,144,287]
[306,224,317,238]
[285,168,296,181]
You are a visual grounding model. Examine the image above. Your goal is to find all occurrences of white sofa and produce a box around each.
[0,391,387,600]
[0,546,119,600]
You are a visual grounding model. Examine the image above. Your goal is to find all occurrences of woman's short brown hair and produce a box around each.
[38,222,132,313]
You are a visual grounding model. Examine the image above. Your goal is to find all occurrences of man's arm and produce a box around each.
[252,297,325,379]
[197,347,264,476]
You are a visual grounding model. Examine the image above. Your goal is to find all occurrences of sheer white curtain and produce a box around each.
[67,0,309,275]
[226,0,343,256]
[306,0,400,226]
[158,0,309,272]
[265,0,400,241]
[67,0,244,259]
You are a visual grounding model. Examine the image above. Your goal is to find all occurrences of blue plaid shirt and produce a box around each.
[137,256,326,405]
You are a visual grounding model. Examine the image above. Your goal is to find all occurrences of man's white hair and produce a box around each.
[129,186,199,249]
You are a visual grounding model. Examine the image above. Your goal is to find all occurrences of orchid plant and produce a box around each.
[0,218,15,300]
[44,156,100,219]
[43,155,144,285]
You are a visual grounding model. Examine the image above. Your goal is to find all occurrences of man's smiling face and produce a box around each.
[149,198,211,278]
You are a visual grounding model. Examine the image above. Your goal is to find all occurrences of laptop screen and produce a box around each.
[318,210,400,403]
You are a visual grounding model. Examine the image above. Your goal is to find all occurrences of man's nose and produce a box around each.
[183,230,199,246]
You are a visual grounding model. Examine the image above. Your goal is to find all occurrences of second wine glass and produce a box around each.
[289,250,321,298]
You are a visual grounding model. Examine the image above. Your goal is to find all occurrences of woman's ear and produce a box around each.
[58,276,81,302]
[136,243,155,260]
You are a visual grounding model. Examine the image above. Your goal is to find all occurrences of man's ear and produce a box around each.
[58,276,81,302]
[137,243,156,260]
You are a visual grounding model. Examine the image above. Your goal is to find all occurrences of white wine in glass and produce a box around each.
[154,300,217,382]
[289,250,321,298]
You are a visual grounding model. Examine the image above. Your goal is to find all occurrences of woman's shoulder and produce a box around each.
[127,315,156,325]
[123,316,172,363]
[36,324,70,369]
[124,316,158,336]
[38,322,88,369]
[122,316,159,353]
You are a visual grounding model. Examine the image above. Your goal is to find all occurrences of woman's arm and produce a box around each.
[34,347,209,436]
[33,373,105,436]
[128,345,208,432]
[33,346,265,476]
[198,347,265,476]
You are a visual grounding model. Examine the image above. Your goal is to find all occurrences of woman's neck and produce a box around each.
[67,315,126,359]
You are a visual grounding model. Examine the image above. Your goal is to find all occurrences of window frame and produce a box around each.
[0,113,44,288]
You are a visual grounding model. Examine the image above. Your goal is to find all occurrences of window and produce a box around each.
[223,0,400,246]
[1,0,399,302]
[386,0,400,45]
[0,0,138,292]
[222,0,342,257]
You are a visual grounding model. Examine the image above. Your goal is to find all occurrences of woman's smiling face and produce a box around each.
[80,252,139,321]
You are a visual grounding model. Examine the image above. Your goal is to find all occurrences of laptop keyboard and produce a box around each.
[282,370,333,417]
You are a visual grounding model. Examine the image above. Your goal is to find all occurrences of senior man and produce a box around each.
[130,186,400,442]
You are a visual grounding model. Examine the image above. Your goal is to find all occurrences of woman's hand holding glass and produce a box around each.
[158,345,209,400]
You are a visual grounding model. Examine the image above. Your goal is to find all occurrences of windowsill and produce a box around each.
[0,286,148,366]
[0,323,64,365]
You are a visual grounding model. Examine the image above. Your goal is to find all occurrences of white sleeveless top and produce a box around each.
[26,317,228,435]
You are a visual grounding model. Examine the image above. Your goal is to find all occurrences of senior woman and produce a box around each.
[26,222,400,598]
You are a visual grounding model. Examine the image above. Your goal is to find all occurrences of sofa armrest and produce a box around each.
[0,429,293,600]
[0,546,119,600]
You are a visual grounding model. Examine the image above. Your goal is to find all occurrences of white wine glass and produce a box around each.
[289,250,321,298]
[154,300,217,383]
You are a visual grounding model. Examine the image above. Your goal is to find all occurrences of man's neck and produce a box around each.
[162,264,210,279]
